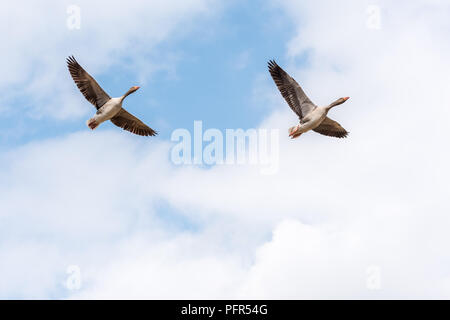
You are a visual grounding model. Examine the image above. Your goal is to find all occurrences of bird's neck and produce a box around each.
[326,100,340,111]
[120,89,134,102]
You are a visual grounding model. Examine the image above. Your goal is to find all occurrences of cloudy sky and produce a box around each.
[1,0,450,299]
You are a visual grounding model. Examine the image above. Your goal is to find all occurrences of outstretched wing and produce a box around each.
[66,56,111,109]
[313,117,349,138]
[110,109,157,137]
[268,60,316,120]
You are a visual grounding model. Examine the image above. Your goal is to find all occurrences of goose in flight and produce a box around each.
[268,60,349,139]
[67,56,157,136]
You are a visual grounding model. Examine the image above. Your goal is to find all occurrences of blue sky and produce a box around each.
[2,0,450,299]
[0,1,294,148]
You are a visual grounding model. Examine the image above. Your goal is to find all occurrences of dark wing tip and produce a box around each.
[337,131,349,138]
[144,130,157,137]
[149,128,158,136]
[135,127,158,137]
[66,55,79,67]
[268,60,284,79]
[267,59,278,70]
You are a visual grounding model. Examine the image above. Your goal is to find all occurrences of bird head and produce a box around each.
[328,96,349,109]
[338,97,350,105]
[123,86,141,99]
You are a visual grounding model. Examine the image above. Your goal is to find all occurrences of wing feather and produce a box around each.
[313,117,349,138]
[110,109,157,137]
[267,60,316,119]
[66,56,111,109]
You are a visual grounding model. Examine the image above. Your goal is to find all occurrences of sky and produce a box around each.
[1,0,450,299]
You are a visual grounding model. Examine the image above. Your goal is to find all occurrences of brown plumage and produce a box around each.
[67,56,157,137]
[313,117,348,138]
[268,60,349,139]
[67,56,110,110]
[110,109,157,137]
[268,60,316,120]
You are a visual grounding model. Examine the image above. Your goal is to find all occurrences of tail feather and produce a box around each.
[86,118,99,130]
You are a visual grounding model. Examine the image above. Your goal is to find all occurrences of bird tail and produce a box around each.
[86,118,99,130]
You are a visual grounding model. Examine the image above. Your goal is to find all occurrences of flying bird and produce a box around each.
[66,56,157,136]
[268,60,349,139]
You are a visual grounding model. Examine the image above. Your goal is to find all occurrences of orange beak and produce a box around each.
[134,86,140,90]
[343,97,350,101]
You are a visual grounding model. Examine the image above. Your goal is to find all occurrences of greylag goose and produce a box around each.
[268,60,349,139]
[67,56,157,136]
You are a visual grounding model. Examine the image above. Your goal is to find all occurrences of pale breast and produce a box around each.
[300,107,328,132]
[96,98,122,121]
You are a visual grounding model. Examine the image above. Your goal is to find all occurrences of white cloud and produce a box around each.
[1,0,450,299]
